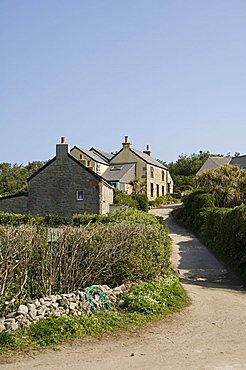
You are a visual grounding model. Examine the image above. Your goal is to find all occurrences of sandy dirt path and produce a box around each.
[1,205,246,370]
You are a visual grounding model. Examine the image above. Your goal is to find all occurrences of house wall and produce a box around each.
[111,145,173,200]
[100,182,114,214]
[28,156,101,217]
[110,148,142,179]
[146,164,173,199]
[70,148,109,175]
[0,194,28,214]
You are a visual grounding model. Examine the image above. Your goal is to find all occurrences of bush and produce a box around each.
[182,190,215,223]
[133,194,149,212]
[113,189,138,209]
[123,274,188,315]
[149,194,180,208]
[175,190,246,278]
[0,208,171,309]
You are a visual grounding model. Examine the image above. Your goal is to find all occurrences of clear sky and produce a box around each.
[1,0,245,164]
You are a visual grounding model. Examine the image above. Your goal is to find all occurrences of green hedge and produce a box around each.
[149,194,180,208]
[175,191,246,278]
[0,208,171,309]
[113,189,149,212]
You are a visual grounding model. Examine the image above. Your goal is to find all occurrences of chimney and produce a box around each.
[56,136,69,159]
[143,144,152,156]
[122,135,132,150]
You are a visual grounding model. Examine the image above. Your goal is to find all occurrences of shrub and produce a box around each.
[123,274,188,315]
[133,194,149,212]
[175,190,246,278]
[113,189,138,209]
[149,194,180,208]
[0,208,171,309]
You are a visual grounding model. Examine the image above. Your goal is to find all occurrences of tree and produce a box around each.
[166,151,223,193]
[129,178,146,195]
[197,164,246,208]
[0,161,45,196]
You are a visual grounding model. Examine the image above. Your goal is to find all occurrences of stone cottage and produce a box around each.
[70,136,173,200]
[0,138,113,217]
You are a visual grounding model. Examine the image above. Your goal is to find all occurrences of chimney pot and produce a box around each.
[61,136,66,144]
[146,144,150,151]
[124,136,128,143]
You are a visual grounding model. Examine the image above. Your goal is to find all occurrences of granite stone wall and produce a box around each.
[0,194,28,214]
[28,156,102,217]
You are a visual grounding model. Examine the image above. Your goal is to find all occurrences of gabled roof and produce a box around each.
[90,147,115,162]
[103,163,136,183]
[111,147,168,170]
[27,154,113,189]
[196,156,231,175]
[131,148,168,169]
[0,192,28,200]
[28,157,56,181]
[71,146,109,166]
[230,155,246,170]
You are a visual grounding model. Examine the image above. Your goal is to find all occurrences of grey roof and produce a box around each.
[71,146,109,165]
[103,163,136,183]
[230,155,246,170]
[90,148,115,162]
[130,148,168,169]
[197,156,231,175]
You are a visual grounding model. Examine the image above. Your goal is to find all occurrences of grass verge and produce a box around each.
[0,272,189,356]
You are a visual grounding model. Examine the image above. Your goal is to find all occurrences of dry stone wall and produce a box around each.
[0,284,127,332]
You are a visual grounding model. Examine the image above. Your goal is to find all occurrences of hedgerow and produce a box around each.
[0,208,171,310]
[174,191,246,278]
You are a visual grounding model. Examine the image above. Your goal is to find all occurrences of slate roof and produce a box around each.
[230,155,246,170]
[103,163,136,183]
[130,148,167,169]
[196,156,231,175]
[89,148,115,162]
[110,147,167,169]
[71,146,109,166]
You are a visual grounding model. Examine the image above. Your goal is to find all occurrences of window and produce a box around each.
[77,191,84,200]
[150,183,154,198]
[87,160,91,167]
[150,166,154,178]
[162,186,165,196]
[162,170,165,181]
[156,184,159,197]
[96,164,101,174]
[79,154,83,160]
[167,183,171,193]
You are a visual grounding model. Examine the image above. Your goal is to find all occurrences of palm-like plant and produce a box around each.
[197,164,246,207]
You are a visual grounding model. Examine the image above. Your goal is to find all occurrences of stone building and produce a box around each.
[0,138,113,217]
[0,136,173,215]
[70,136,173,200]
[109,137,173,200]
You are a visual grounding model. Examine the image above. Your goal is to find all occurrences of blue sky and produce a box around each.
[1,0,245,164]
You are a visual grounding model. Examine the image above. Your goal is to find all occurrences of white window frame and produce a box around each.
[77,191,84,201]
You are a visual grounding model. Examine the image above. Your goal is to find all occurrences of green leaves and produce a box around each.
[123,275,189,315]
[0,161,45,197]
[197,164,246,208]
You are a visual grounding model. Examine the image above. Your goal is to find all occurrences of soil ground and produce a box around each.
[1,205,246,370]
